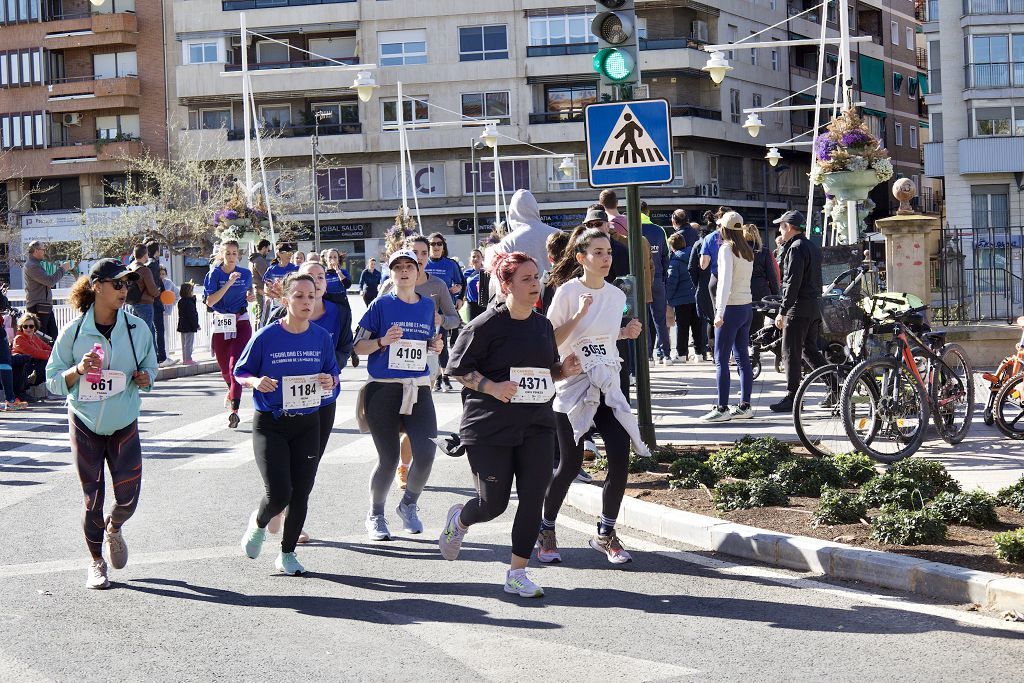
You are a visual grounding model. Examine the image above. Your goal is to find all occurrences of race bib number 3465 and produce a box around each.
[573,335,615,373]
[388,339,427,371]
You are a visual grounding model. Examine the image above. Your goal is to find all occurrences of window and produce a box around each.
[907,77,919,97]
[719,156,744,189]
[93,51,137,79]
[770,48,779,71]
[459,25,508,61]
[752,93,763,109]
[906,27,914,50]
[187,41,219,65]
[892,71,903,95]
[378,29,427,66]
[546,156,588,190]
[29,178,80,212]
[931,112,943,141]
[464,160,530,195]
[972,185,1009,230]
[971,34,1010,87]
[974,106,1012,136]
[727,25,737,59]
[750,32,758,66]
[543,83,597,118]
[317,167,363,201]
[256,39,289,65]
[380,163,445,199]
[259,104,292,130]
[381,97,429,130]
[729,88,741,124]
[0,112,44,150]
[461,91,510,126]
[667,151,687,187]
[890,21,899,46]
[864,113,885,141]
[0,0,39,25]
[529,12,594,46]
[708,154,719,184]
[894,122,903,145]
[308,37,357,61]
[311,102,359,133]
[0,49,42,87]
[859,54,885,95]
[909,125,918,149]
[200,109,232,131]
[96,114,140,139]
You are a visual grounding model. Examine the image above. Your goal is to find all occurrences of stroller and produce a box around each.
[749,295,783,379]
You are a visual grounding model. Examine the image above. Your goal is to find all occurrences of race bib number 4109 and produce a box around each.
[388,339,427,371]
[573,335,616,373]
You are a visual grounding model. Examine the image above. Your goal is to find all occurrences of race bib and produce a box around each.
[78,370,127,403]
[573,335,616,373]
[509,368,554,404]
[388,339,428,371]
[212,313,236,334]
[282,374,322,411]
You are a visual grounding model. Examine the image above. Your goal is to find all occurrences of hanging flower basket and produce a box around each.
[810,108,894,194]
[821,170,881,203]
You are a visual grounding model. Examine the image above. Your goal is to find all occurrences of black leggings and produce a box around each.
[317,401,337,458]
[459,430,555,559]
[252,410,321,553]
[544,399,631,524]
[673,303,705,356]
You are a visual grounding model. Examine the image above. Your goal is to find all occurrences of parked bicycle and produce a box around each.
[990,316,1024,439]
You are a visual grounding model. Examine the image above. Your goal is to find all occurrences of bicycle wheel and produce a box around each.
[794,363,871,458]
[994,372,1024,440]
[841,356,928,463]
[929,342,974,445]
[751,351,762,380]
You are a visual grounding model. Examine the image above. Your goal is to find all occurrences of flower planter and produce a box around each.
[821,170,880,202]
[222,218,252,228]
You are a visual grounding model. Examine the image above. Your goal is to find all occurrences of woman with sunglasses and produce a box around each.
[45,260,159,589]
[424,233,465,393]
[11,312,51,402]
[203,240,256,429]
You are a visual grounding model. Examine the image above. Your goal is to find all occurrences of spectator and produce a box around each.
[745,223,780,338]
[688,224,714,362]
[176,281,200,366]
[307,252,321,263]
[666,231,704,362]
[463,249,486,321]
[0,283,28,410]
[358,257,382,307]
[294,251,305,266]
[324,249,353,295]
[640,201,672,365]
[12,312,51,402]
[249,239,272,327]
[671,209,699,247]
[127,244,160,342]
[146,241,169,365]
[23,240,72,341]
[597,190,654,306]
[159,266,180,366]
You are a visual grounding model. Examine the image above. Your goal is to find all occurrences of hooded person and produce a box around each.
[486,189,560,278]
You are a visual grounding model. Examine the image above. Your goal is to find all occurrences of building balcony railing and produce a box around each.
[47,75,141,112]
[43,12,138,50]
[964,0,1024,14]
[526,36,708,58]
[222,0,355,9]
[529,111,585,124]
[220,122,362,139]
[224,56,358,72]
[964,62,1024,88]
[670,105,721,120]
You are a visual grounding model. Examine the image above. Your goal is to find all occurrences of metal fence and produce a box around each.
[931,225,1024,325]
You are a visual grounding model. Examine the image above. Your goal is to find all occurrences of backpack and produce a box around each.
[124,265,144,305]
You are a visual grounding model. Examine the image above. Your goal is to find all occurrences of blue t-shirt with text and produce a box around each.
[358,292,436,379]
[203,266,253,314]
[463,267,480,303]
[234,320,340,416]
[264,262,299,284]
[424,257,463,301]
[325,268,351,295]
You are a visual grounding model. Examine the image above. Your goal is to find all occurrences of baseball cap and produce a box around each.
[584,207,609,224]
[716,211,744,230]
[89,258,139,283]
[388,249,420,269]
[773,210,806,227]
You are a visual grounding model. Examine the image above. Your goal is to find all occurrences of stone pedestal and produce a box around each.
[875,214,940,305]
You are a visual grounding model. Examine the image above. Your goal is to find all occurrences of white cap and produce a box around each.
[716,211,744,230]
[387,249,419,269]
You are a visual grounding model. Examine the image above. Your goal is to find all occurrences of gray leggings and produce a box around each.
[365,383,438,515]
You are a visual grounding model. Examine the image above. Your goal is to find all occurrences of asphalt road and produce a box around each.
[1,368,1023,682]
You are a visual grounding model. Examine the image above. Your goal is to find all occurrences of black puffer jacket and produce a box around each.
[779,233,823,319]
[750,245,780,302]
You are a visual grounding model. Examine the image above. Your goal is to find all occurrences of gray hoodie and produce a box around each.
[492,189,559,276]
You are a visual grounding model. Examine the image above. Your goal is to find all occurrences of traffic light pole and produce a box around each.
[626,185,656,447]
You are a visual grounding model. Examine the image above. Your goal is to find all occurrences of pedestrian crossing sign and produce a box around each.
[585,99,673,188]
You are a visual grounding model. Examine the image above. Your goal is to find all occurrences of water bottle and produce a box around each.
[86,343,104,384]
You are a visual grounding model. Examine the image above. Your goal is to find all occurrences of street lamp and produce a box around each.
[469,139,488,248]
[351,71,378,103]
[765,146,782,167]
[480,123,498,148]
[558,156,576,178]
[742,112,764,138]
[701,51,732,84]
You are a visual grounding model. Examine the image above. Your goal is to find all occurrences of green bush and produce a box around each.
[657,445,710,464]
[748,477,790,507]
[929,490,999,526]
[770,458,845,497]
[996,476,1024,513]
[627,452,659,474]
[887,459,961,497]
[994,528,1024,564]
[824,451,877,487]
[713,477,788,512]
[668,457,718,489]
[870,507,948,546]
[813,486,868,526]
[707,436,795,479]
[860,474,932,510]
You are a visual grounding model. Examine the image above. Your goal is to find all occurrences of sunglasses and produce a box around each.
[100,279,128,290]
[585,221,606,228]
[21,325,35,330]
[429,241,444,247]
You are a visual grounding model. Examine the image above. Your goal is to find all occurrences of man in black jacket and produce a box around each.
[770,210,826,412]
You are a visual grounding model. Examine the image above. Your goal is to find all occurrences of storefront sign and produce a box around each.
[297,223,371,240]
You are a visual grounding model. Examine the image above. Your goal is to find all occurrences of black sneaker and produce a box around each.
[228,412,240,428]
[769,395,795,413]
[433,378,443,393]
[351,351,360,368]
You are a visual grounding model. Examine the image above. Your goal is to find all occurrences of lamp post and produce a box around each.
[469,139,487,248]
[762,162,790,247]
[311,109,332,254]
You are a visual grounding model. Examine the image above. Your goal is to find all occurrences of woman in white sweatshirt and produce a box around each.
[702,211,755,422]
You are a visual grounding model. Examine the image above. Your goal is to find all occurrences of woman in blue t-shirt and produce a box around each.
[463,248,486,321]
[324,249,352,295]
[353,249,443,542]
[203,240,255,429]
[235,273,340,576]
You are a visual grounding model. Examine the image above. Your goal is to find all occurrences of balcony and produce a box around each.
[46,76,140,113]
[669,105,720,121]
[964,0,1024,14]
[222,0,355,9]
[526,36,707,59]
[225,122,362,139]
[224,57,358,73]
[959,136,1024,174]
[529,111,585,124]
[964,62,1024,89]
[177,125,364,161]
[4,138,145,177]
[923,141,945,177]
[176,62,361,103]
[43,12,138,50]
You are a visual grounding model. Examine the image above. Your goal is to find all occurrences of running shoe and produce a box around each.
[85,558,110,590]
[729,405,754,420]
[241,509,266,559]
[442,376,454,393]
[11,398,30,410]
[396,500,423,534]
[228,412,240,429]
[350,351,360,368]
[663,357,675,366]
[582,439,599,462]
[365,513,392,541]
[590,531,633,564]
[536,529,561,564]
[275,552,306,576]
[504,569,544,598]
[267,511,283,535]
[575,469,594,484]
[433,378,443,393]
[104,523,128,570]
[396,464,409,489]
[438,504,466,561]
[700,406,731,422]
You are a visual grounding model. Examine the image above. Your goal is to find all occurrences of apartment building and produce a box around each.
[0,0,168,287]
[923,0,1024,231]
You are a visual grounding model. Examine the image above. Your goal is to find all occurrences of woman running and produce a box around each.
[538,229,649,565]
[203,240,255,428]
[353,249,443,541]
[324,249,353,296]
[45,259,158,589]
[439,252,581,598]
[236,273,339,575]
[462,249,485,322]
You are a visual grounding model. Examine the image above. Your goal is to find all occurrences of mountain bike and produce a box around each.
[983,315,1024,432]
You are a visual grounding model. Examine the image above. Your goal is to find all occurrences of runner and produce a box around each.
[424,233,465,393]
[236,273,339,575]
[203,240,256,428]
[260,242,298,326]
[538,228,649,564]
[439,251,582,597]
[353,249,444,541]
[45,259,158,589]
[324,249,352,296]
[463,249,485,322]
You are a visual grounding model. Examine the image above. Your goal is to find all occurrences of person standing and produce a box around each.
[45,259,158,589]
[146,241,169,366]
[666,232,704,362]
[702,212,755,422]
[640,202,672,365]
[236,273,339,576]
[670,209,699,246]
[463,249,485,322]
[158,265,179,367]
[127,244,160,342]
[770,210,825,413]
[745,223,780,338]
[688,226,714,362]
[249,239,272,328]
[439,251,582,598]
[204,240,256,428]
[23,240,72,341]
[424,233,465,393]
[359,258,382,307]
[176,281,200,365]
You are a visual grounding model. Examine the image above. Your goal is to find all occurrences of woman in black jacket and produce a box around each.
[688,226,714,361]
[176,281,201,365]
[744,224,780,339]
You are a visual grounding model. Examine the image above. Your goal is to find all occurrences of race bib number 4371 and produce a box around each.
[509,368,554,404]
[573,335,615,373]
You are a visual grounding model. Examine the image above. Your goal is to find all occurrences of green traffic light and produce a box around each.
[593,47,635,83]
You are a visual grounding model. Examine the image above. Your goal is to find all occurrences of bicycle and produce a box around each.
[839,297,974,463]
[750,295,783,380]
[982,315,1024,428]
[991,316,1024,439]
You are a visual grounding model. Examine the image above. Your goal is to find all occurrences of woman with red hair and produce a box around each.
[439,251,581,598]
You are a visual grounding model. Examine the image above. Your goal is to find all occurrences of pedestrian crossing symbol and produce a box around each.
[585,99,673,188]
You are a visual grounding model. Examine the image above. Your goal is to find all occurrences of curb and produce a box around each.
[565,482,1024,612]
[156,359,219,382]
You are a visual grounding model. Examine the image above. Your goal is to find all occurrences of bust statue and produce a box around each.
[893,178,917,215]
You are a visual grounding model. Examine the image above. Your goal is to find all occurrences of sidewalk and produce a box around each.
[644,358,1024,493]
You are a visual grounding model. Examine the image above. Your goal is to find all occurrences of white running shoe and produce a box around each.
[700,407,732,422]
[104,523,128,570]
[663,357,675,366]
[275,551,306,576]
[536,529,561,564]
[85,558,110,589]
[241,509,266,559]
[590,531,633,564]
[504,569,544,598]
[729,405,754,420]
[365,513,392,541]
[438,504,467,561]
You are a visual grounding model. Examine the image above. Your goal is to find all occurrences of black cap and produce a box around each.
[584,207,609,224]
[89,258,139,283]
[773,210,806,227]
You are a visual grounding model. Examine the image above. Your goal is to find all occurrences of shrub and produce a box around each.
[996,476,1024,513]
[994,528,1024,564]
[813,486,868,526]
[770,458,844,497]
[860,474,932,510]
[713,478,788,512]
[657,445,710,464]
[824,451,877,487]
[707,436,795,479]
[668,457,718,489]
[748,477,790,508]
[870,507,948,546]
[887,459,961,497]
[930,490,999,526]
[627,452,659,474]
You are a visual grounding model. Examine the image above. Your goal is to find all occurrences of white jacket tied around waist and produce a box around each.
[554,365,651,458]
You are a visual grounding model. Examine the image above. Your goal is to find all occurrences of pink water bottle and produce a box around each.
[86,343,104,384]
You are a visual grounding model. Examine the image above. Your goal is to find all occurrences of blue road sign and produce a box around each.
[585,99,673,188]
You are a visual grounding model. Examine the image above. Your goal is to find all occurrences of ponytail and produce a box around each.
[67,275,95,313]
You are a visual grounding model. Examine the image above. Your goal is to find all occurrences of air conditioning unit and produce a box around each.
[230,36,242,48]
[698,184,710,197]
[691,20,709,43]
[710,182,720,197]
[633,83,650,99]
[62,113,82,126]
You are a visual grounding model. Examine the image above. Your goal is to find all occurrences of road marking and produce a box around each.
[0,484,57,512]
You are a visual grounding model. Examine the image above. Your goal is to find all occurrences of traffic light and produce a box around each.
[592,1,640,91]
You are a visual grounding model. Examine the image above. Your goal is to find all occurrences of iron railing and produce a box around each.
[964,0,1024,14]
[932,225,1024,325]
[964,62,1024,88]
